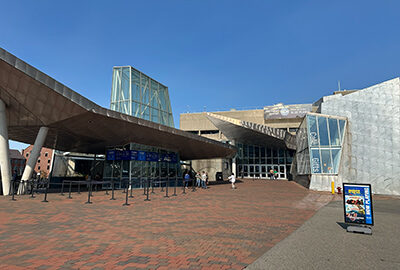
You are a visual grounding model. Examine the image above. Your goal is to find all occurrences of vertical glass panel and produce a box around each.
[141,77,149,104]
[317,116,330,147]
[260,147,265,158]
[151,108,159,123]
[307,115,319,146]
[320,149,333,173]
[143,106,150,120]
[339,119,346,143]
[243,144,248,158]
[151,80,158,107]
[121,67,130,101]
[249,146,254,158]
[328,118,340,146]
[131,69,140,102]
[254,146,259,158]
[272,148,277,158]
[266,148,271,158]
[310,149,321,173]
[331,149,341,174]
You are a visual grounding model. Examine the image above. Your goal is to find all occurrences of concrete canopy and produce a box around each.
[0,48,235,160]
[205,112,297,150]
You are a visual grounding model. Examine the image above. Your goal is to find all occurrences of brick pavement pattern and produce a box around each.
[0,180,333,269]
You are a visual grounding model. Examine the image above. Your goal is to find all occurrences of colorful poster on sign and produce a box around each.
[343,183,373,225]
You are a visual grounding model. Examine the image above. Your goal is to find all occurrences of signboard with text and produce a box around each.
[343,183,374,225]
[264,104,312,120]
[106,149,177,163]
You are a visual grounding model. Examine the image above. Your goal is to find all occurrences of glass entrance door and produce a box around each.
[278,165,286,179]
[261,165,267,178]
[254,165,260,178]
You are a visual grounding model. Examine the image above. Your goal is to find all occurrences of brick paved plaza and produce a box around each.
[0,180,334,269]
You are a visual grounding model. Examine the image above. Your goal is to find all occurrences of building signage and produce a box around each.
[343,183,374,225]
[106,150,115,161]
[264,104,312,120]
[106,149,177,163]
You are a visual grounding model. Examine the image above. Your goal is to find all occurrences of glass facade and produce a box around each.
[236,142,294,179]
[103,143,182,189]
[110,66,174,127]
[306,114,346,174]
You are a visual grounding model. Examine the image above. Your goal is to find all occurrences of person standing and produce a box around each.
[184,171,190,189]
[201,171,207,189]
[195,171,201,187]
[269,169,274,180]
[228,173,236,189]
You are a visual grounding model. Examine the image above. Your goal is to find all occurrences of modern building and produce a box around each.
[0,47,235,195]
[9,149,26,176]
[180,104,316,181]
[22,146,54,178]
[181,79,400,196]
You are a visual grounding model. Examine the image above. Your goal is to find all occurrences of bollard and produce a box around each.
[11,180,16,201]
[331,178,335,195]
[60,180,65,196]
[123,180,130,206]
[172,175,177,196]
[182,178,186,194]
[110,179,116,200]
[161,177,164,192]
[42,180,49,203]
[85,180,92,204]
[68,181,72,199]
[142,178,146,195]
[78,182,81,194]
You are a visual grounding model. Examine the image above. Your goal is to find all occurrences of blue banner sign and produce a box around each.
[343,183,373,225]
[106,150,115,161]
[107,149,177,163]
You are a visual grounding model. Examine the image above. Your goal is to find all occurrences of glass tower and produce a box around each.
[110,66,174,127]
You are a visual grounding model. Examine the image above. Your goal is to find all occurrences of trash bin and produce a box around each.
[216,172,223,181]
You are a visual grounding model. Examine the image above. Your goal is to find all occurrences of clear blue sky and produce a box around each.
[2,0,400,150]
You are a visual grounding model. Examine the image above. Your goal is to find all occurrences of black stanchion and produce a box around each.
[142,178,146,195]
[192,177,196,192]
[165,177,169,198]
[30,180,35,198]
[173,175,177,196]
[68,181,72,199]
[78,182,81,194]
[161,176,164,192]
[110,179,116,200]
[85,180,92,204]
[42,180,49,203]
[105,181,109,195]
[144,178,151,201]
[123,179,130,206]
[10,180,16,201]
[182,179,186,194]
[60,181,65,196]
[151,178,155,194]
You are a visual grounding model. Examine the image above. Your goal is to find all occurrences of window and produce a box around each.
[26,153,29,157]
[47,165,50,170]
[38,166,41,170]
[48,160,51,164]
[37,159,40,163]
[45,152,48,157]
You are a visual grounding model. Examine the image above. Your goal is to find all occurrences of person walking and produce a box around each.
[201,171,207,189]
[228,173,236,189]
[195,171,201,187]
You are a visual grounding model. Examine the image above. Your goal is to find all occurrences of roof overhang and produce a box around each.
[205,113,297,150]
[0,48,235,160]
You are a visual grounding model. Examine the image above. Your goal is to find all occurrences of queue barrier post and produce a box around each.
[144,178,151,201]
[10,180,16,201]
[151,178,155,194]
[42,179,49,203]
[30,180,35,198]
[165,177,169,198]
[192,177,196,192]
[123,179,130,206]
[182,178,186,194]
[85,180,92,204]
[110,179,116,200]
[68,181,72,199]
[173,175,177,196]
[60,180,65,196]
[142,178,146,195]
[78,181,81,194]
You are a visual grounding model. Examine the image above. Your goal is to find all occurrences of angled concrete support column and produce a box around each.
[18,127,49,194]
[0,99,11,196]
[230,140,237,176]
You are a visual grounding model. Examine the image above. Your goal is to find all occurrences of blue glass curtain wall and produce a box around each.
[306,114,346,174]
[110,67,174,127]
[103,142,181,189]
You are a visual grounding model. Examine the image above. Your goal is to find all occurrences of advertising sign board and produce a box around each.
[343,183,373,225]
[264,104,312,120]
